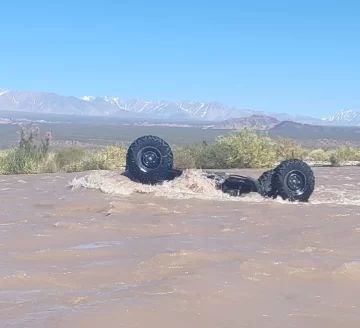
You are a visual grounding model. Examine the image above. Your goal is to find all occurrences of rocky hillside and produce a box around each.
[211,115,280,130]
[268,120,360,141]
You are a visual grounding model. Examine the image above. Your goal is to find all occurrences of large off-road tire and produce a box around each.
[272,159,315,202]
[126,135,173,184]
[257,169,276,198]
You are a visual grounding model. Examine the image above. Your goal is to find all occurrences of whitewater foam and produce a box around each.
[68,169,360,206]
[68,169,265,202]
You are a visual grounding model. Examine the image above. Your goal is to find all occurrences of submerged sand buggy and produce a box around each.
[125,135,315,202]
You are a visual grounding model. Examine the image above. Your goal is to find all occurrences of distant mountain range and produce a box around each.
[0,87,358,126]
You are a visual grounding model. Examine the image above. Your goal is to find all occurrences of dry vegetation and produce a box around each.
[172,128,360,169]
[0,125,127,174]
[0,125,360,175]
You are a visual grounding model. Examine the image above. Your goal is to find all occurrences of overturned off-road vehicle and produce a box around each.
[125,135,315,202]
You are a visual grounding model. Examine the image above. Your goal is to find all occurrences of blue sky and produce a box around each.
[0,0,359,117]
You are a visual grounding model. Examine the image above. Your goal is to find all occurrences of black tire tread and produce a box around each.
[272,159,315,202]
[257,169,276,198]
[126,135,173,184]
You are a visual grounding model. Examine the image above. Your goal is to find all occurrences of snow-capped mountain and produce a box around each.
[0,88,10,96]
[0,87,346,125]
[0,89,100,116]
[0,87,277,121]
[80,95,261,120]
[323,109,360,125]
[0,88,259,120]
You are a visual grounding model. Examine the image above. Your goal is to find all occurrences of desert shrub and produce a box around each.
[306,148,331,162]
[329,145,360,166]
[54,147,87,171]
[198,144,230,168]
[329,153,341,167]
[275,137,306,160]
[213,128,277,168]
[81,145,127,171]
[99,144,127,169]
[38,152,59,173]
[52,144,127,173]
[0,149,10,174]
[5,123,360,174]
[334,145,360,161]
[173,146,197,169]
[0,125,52,174]
[173,128,278,169]
[78,151,112,171]
[0,147,43,174]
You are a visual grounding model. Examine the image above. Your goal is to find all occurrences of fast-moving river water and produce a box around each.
[1,166,360,327]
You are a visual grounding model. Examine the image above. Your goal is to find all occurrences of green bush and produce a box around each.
[333,145,360,161]
[99,144,127,169]
[213,128,277,168]
[2,125,360,175]
[173,128,278,169]
[329,153,341,167]
[172,131,360,169]
[53,144,127,172]
[0,125,128,174]
[275,137,306,160]
[54,147,87,171]
[0,125,51,174]
[0,147,42,174]
[328,145,360,166]
[306,149,331,162]
[173,146,197,169]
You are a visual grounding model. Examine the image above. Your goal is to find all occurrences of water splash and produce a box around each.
[68,170,263,202]
[68,169,360,206]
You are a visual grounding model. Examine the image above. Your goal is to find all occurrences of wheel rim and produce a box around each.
[138,147,161,170]
[285,170,306,195]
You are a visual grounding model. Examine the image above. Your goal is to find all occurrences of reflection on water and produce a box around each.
[1,166,360,327]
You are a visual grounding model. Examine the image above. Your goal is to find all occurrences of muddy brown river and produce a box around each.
[1,166,360,327]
